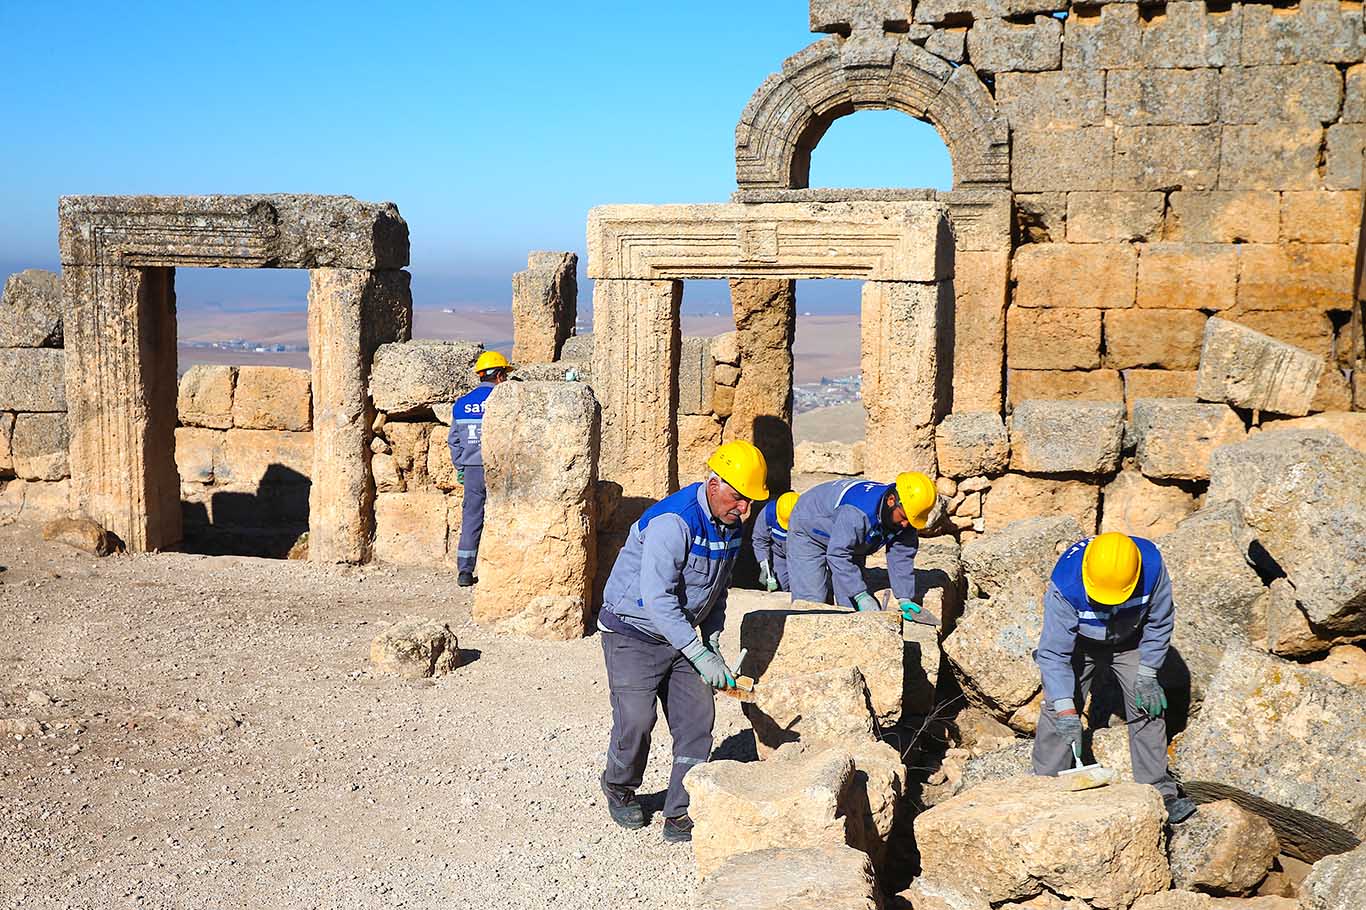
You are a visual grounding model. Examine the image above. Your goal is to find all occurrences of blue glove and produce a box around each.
[683,638,733,690]
[456,467,465,484]
[853,592,879,612]
[1135,670,1167,718]
[898,599,921,622]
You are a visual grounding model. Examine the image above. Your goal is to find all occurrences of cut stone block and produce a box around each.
[1100,470,1200,539]
[11,413,69,481]
[173,427,223,485]
[1169,799,1280,895]
[1066,191,1165,243]
[961,515,1083,599]
[1105,309,1207,370]
[511,251,577,364]
[1012,244,1137,309]
[1008,400,1125,475]
[1006,306,1101,371]
[1218,123,1323,191]
[944,570,1046,718]
[372,491,448,566]
[793,440,862,476]
[1279,191,1360,245]
[935,412,1009,478]
[215,429,312,487]
[985,473,1099,534]
[678,336,715,415]
[1132,398,1246,481]
[369,618,462,679]
[695,845,881,910]
[370,340,483,415]
[1225,310,1335,361]
[678,413,724,481]
[1114,125,1220,191]
[965,16,1062,74]
[951,250,1009,412]
[1122,370,1199,415]
[1264,412,1366,455]
[1236,243,1355,312]
[0,349,66,412]
[1135,243,1239,311]
[1165,192,1279,244]
[1007,369,1124,409]
[231,366,311,431]
[0,269,62,347]
[743,666,877,759]
[177,365,236,429]
[1108,68,1219,125]
[1196,317,1324,417]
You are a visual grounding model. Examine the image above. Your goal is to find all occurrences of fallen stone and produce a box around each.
[960,515,1083,598]
[41,516,120,556]
[743,666,877,758]
[1101,470,1201,539]
[1131,893,1300,910]
[0,269,63,347]
[844,740,905,872]
[368,617,461,679]
[943,571,1045,719]
[511,251,577,364]
[370,340,483,415]
[1301,841,1366,910]
[986,473,1099,534]
[1009,400,1126,475]
[696,845,881,910]
[1308,645,1366,687]
[1173,647,1366,862]
[793,440,862,475]
[230,366,312,431]
[900,876,992,910]
[177,365,236,429]
[1196,318,1324,417]
[1260,577,1347,659]
[936,412,1010,478]
[1261,412,1366,455]
[915,774,1169,909]
[1132,399,1246,481]
[1170,800,1280,895]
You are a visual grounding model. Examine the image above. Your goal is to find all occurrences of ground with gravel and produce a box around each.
[0,521,768,910]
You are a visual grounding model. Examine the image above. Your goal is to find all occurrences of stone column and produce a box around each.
[307,268,412,563]
[951,250,1009,413]
[473,381,598,640]
[62,265,181,550]
[512,251,578,363]
[861,280,951,479]
[724,278,796,495]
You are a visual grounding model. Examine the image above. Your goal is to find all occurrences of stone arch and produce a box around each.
[735,37,1009,190]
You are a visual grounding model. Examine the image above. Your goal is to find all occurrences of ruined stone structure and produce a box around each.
[512,251,578,363]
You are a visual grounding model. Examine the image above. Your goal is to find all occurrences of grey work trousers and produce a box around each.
[787,529,865,607]
[601,630,716,819]
[456,465,486,574]
[1031,639,1178,800]
[773,552,790,591]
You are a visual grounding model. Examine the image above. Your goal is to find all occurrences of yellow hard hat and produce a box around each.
[894,471,937,530]
[1082,533,1142,605]
[474,350,510,374]
[707,440,770,501]
[775,492,799,530]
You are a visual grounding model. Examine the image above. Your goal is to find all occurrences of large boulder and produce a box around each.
[369,340,483,415]
[1173,647,1366,861]
[914,775,1170,909]
[1207,430,1366,634]
[1008,400,1125,475]
[0,269,62,347]
[943,571,1045,721]
[41,516,120,556]
[743,666,877,758]
[1301,842,1366,910]
[1131,399,1246,481]
[368,618,461,679]
[1196,317,1324,417]
[1168,800,1280,895]
[696,845,881,910]
[960,516,1082,598]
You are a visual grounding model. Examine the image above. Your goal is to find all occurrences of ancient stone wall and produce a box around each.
[511,251,578,363]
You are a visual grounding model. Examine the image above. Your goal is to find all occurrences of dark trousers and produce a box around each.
[456,465,486,573]
[601,630,715,818]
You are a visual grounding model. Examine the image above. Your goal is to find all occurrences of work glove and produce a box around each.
[1055,711,1083,762]
[1134,670,1168,718]
[898,599,922,622]
[758,561,779,593]
[456,468,465,485]
[683,637,734,690]
[707,630,728,673]
[852,592,880,613]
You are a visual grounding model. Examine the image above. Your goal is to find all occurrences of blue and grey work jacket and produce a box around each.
[1036,536,1174,712]
[598,483,741,652]
[751,498,788,567]
[789,478,919,608]
[447,380,497,468]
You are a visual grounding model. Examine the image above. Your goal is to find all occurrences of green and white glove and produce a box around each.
[683,637,734,690]
[456,468,465,484]
[707,629,728,674]
[1134,667,1167,718]
[853,592,880,612]
[898,599,922,622]
[759,561,779,593]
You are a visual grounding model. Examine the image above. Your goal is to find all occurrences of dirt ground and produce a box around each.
[0,522,772,910]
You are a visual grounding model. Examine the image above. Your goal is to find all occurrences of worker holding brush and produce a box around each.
[1031,532,1197,825]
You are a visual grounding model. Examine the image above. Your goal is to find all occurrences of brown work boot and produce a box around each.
[662,813,693,843]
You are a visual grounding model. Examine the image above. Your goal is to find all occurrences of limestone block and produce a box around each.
[371,452,402,493]
[0,348,66,411]
[966,17,1061,75]
[559,332,592,362]
[1015,194,1067,243]
[0,477,73,523]
[926,28,966,64]
[425,426,460,491]
[1131,892,1299,910]
[1011,127,1114,193]
[996,69,1105,129]
[0,412,12,476]
[1219,124,1324,192]
[678,414,723,481]
[739,606,905,726]
[843,740,906,871]
[231,366,311,431]
[743,666,878,758]
[712,384,735,419]
[1105,308,1207,370]
[678,336,714,415]
[1008,400,1125,475]
[511,251,577,364]
[1264,412,1366,454]
[1239,0,1366,65]
[1066,192,1164,243]
[41,516,120,556]
[1140,1,1240,68]
[1174,646,1366,861]
[370,340,483,415]
[695,845,881,910]
[0,269,62,347]
[1136,243,1238,311]
[1114,125,1221,191]
[1311,369,1353,412]
[1324,123,1366,190]
[985,474,1099,533]
[915,775,1169,908]
[792,440,861,476]
[373,491,448,566]
[951,250,1008,412]
[1123,370,1199,414]
[1169,800,1280,896]
[1262,577,1343,659]
[711,330,738,365]
[1063,3,1141,71]
[1219,64,1344,126]
[960,516,1083,598]
[1007,369,1124,408]
[1226,311,1335,360]
[723,279,796,493]
[1301,842,1366,910]
[1100,471,1200,539]
[1132,398,1245,480]
[216,429,311,487]
[1012,244,1136,309]
[1207,430,1366,634]
[1107,69,1219,125]
[473,382,597,640]
[1166,192,1280,244]
[903,610,943,714]
[173,427,223,484]
[1346,63,1366,122]
[1196,318,1324,416]
[1311,644,1366,686]
[11,413,69,481]
[935,412,1008,479]
[713,363,739,386]
[369,618,461,679]
[944,571,1045,717]
[1237,243,1355,312]
[1006,307,1101,370]
[177,365,236,429]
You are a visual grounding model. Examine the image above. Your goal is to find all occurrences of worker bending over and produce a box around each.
[446,350,510,587]
[1032,532,1196,825]
[786,472,936,620]
[753,491,798,593]
[596,441,769,844]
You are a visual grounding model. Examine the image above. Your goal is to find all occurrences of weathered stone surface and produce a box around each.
[1105,309,1207,370]
[1226,310,1335,360]
[372,491,448,566]
[215,429,311,487]
[714,363,740,387]
[966,16,1061,74]
[1239,0,1366,66]
[1310,369,1353,413]
[944,571,1045,718]
[997,70,1105,129]
[511,251,577,364]
[1013,244,1136,309]
[11,413,69,481]
[695,845,881,910]
[1132,398,1246,481]
[1174,647,1366,861]
[177,365,236,429]
[1279,192,1360,245]
[0,412,12,476]
[1207,431,1366,634]
[1310,644,1366,687]
[1,269,62,347]
[369,618,461,679]
[915,775,1169,909]
[1063,3,1141,71]
[1007,306,1101,371]
[1261,577,1349,660]
[723,279,797,494]
[1100,470,1200,539]
[1009,400,1125,475]
[745,666,878,758]
[1196,318,1324,417]
[1166,192,1280,244]
[1220,123,1324,191]
[1007,369,1124,408]
[678,336,714,415]
[380,420,433,487]
[0,349,65,411]
[173,427,222,484]
[0,478,73,524]
[1015,194,1067,243]
[1140,0,1240,68]
[936,412,1008,479]
[1265,412,1366,454]
[1301,841,1366,910]
[1136,243,1239,311]
[1108,69,1219,125]
[961,516,1083,599]
[231,366,311,431]
[1169,800,1280,896]
[1012,127,1114,193]
[986,474,1099,533]
[1067,192,1165,243]
[952,250,1008,412]
[1114,125,1220,191]
[1131,892,1300,910]
[41,516,120,556]
[1237,243,1355,312]
[793,440,861,476]
[1324,123,1366,189]
[677,413,724,481]
[474,382,597,640]
[1123,370,1199,414]
[370,340,482,415]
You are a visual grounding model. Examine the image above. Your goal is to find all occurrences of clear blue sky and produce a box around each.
[0,1,952,314]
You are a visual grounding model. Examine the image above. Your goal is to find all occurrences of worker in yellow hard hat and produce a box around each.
[786,472,938,619]
[446,350,512,586]
[596,440,768,845]
[1033,532,1196,826]
[753,491,799,592]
